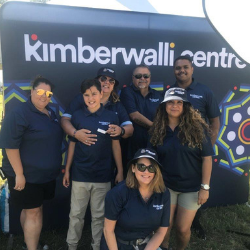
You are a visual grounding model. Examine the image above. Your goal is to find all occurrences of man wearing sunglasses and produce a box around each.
[120,65,163,161]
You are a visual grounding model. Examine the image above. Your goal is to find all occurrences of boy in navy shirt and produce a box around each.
[63,79,123,250]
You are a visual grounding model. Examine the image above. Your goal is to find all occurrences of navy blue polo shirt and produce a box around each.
[105,181,170,241]
[120,84,163,158]
[70,105,119,183]
[149,126,214,192]
[63,93,132,127]
[172,79,220,121]
[0,99,63,184]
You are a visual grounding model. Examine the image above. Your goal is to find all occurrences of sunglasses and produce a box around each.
[36,89,53,98]
[133,74,151,79]
[100,76,115,85]
[136,163,156,173]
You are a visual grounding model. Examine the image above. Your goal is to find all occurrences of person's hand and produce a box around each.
[115,171,123,184]
[107,124,122,137]
[75,129,97,146]
[63,171,70,188]
[14,174,26,191]
[198,189,209,205]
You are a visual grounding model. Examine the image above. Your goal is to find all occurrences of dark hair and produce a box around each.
[150,102,210,149]
[80,79,102,94]
[133,64,151,75]
[174,55,193,67]
[31,76,54,90]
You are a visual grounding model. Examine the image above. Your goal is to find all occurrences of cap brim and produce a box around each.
[127,155,162,169]
[161,96,190,103]
[96,75,119,86]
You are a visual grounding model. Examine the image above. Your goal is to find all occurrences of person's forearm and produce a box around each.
[65,142,76,172]
[201,156,212,185]
[145,228,168,250]
[6,149,23,175]
[112,141,123,174]
[122,124,134,138]
[129,112,153,129]
[61,117,76,137]
[104,230,118,250]
[209,117,220,146]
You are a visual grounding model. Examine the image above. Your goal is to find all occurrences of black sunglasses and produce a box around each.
[100,76,115,85]
[133,74,151,79]
[136,163,156,173]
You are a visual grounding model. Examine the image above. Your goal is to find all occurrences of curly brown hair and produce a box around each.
[149,102,210,149]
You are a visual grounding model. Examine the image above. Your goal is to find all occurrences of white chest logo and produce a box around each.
[190,94,203,99]
[153,204,164,210]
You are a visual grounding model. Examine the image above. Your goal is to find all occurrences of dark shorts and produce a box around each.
[7,176,56,209]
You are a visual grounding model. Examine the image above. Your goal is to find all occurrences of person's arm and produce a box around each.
[103,218,118,250]
[129,111,153,129]
[209,117,220,146]
[61,116,97,146]
[5,149,25,191]
[120,87,153,129]
[63,141,76,188]
[107,124,134,138]
[145,227,168,250]
[112,140,123,183]
[198,156,212,205]
[122,124,134,138]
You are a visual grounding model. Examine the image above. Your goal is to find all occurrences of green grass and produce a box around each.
[1,203,250,250]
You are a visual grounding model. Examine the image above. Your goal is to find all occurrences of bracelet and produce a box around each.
[120,127,125,136]
[73,130,77,137]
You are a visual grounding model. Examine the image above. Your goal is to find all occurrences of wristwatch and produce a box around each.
[120,127,125,136]
[73,130,77,137]
[201,184,210,190]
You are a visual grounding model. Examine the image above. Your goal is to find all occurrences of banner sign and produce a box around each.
[0,3,249,229]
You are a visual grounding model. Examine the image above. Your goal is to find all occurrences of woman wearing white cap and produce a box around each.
[101,148,170,250]
[149,88,213,250]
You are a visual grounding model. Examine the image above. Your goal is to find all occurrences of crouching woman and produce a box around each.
[101,148,170,250]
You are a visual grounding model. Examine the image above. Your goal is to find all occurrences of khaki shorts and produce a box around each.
[168,188,201,210]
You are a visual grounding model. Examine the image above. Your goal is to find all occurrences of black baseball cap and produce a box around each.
[96,67,119,86]
[127,148,162,169]
[162,87,190,103]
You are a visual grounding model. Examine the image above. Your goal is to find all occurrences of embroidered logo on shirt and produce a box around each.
[99,121,110,126]
[149,98,160,103]
[153,204,164,210]
[190,94,203,99]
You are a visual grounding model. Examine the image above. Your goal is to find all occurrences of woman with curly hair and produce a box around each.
[149,87,214,250]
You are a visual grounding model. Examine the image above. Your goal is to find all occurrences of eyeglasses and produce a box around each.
[99,76,115,85]
[136,163,156,173]
[133,74,151,79]
[35,89,53,98]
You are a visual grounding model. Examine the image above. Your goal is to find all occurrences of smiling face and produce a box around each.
[99,75,115,95]
[132,158,155,187]
[165,99,184,119]
[31,82,52,111]
[83,86,103,113]
[132,67,151,90]
[174,59,194,85]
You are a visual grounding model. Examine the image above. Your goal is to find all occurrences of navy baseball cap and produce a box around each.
[96,67,119,86]
[127,148,162,169]
[162,87,190,103]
